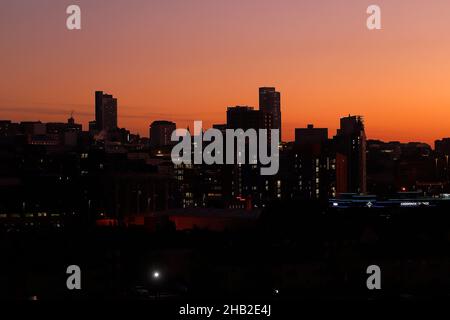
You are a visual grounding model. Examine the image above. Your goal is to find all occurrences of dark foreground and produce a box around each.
[1,202,450,301]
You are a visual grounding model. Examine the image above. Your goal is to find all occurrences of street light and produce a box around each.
[150,270,161,299]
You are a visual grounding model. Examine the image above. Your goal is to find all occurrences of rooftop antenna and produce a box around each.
[68,110,75,124]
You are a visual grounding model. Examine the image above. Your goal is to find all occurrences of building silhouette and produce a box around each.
[436,138,450,156]
[295,124,328,146]
[259,87,281,141]
[289,124,336,199]
[95,91,118,131]
[334,115,367,194]
[149,120,176,147]
[225,105,276,206]
[227,106,269,130]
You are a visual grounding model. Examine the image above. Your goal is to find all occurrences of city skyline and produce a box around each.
[1,83,449,146]
[1,88,448,150]
[4,0,450,304]
[2,0,450,144]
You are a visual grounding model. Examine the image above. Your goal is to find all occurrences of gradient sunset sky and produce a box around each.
[1,0,450,144]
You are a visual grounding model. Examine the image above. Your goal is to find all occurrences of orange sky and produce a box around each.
[1,0,450,144]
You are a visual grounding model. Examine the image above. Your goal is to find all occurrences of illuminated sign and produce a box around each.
[400,202,430,207]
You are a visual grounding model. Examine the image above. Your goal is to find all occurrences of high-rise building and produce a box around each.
[149,120,176,147]
[259,87,281,141]
[95,91,118,131]
[334,115,367,194]
[289,125,336,200]
[226,106,275,207]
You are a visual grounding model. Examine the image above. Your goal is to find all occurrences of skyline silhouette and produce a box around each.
[2,0,450,143]
[1,88,448,148]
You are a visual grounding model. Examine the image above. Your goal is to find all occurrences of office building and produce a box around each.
[259,87,281,141]
[334,115,367,194]
[95,91,118,131]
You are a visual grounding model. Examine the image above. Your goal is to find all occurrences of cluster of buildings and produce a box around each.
[149,87,366,208]
[0,88,449,229]
[367,139,450,195]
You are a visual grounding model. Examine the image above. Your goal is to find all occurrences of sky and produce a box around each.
[1,0,450,144]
